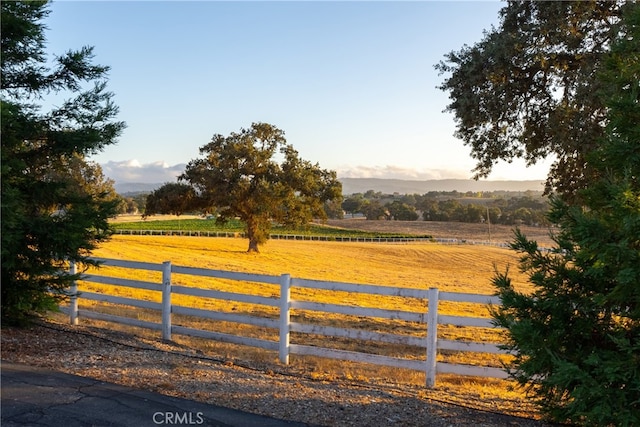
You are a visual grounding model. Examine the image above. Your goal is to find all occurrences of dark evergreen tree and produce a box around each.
[491,3,640,424]
[1,1,125,324]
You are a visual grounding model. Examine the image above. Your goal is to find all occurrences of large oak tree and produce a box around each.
[437,1,624,199]
[180,123,342,252]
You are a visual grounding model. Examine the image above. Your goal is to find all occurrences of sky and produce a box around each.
[43,0,553,185]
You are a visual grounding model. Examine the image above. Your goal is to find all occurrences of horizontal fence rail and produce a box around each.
[112,229,513,247]
[63,258,510,387]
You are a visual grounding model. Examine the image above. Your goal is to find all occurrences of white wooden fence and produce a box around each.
[64,258,509,387]
[112,229,512,248]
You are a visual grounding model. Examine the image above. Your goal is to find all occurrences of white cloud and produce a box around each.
[101,160,185,184]
[336,165,471,180]
[103,160,545,187]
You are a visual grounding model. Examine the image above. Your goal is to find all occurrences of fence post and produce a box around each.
[426,287,439,388]
[279,274,291,364]
[69,261,78,326]
[161,261,172,341]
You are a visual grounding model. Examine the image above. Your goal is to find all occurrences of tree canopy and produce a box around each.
[179,123,342,252]
[491,3,639,424]
[144,182,198,218]
[1,1,125,324]
[437,1,625,199]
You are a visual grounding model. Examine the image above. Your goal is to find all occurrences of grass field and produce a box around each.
[90,234,530,294]
[111,216,433,239]
[326,218,556,247]
[75,233,534,396]
[112,214,556,245]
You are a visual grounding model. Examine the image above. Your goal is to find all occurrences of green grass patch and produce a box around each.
[111,218,431,239]
[113,218,246,232]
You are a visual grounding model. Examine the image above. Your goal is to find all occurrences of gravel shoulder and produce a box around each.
[1,318,554,427]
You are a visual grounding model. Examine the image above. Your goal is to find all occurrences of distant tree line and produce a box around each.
[115,194,143,215]
[118,188,549,227]
[341,190,550,226]
[113,190,343,220]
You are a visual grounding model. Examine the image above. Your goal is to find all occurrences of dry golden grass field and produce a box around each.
[325,218,556,248]
[68,229,544,413]
[91,233,533,294]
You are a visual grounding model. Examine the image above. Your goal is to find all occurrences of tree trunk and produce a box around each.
[245,218,261,253]
[247,238,260,253]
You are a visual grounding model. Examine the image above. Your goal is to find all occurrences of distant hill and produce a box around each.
[339,178,545,195]
[114,182,162,195]
[114,178,546,197]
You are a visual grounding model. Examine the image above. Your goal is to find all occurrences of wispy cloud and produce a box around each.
[101,160,185,184]
[101,160,475,185]
[336,165,471,180]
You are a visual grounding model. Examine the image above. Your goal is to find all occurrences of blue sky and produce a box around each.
[44,1,552,184]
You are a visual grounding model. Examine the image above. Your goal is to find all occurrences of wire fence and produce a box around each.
[111,229,514,248]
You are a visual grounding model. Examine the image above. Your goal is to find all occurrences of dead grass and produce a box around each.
[91,235,531,292]
[69,235,534,403]
[325,218,556,248]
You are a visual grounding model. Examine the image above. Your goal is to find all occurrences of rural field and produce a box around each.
[0,224,555,425]
[324,218,556,248]
[113,214,557,246]
[63,223,547,415]
[87,218,544,371]
[91,233,534,295]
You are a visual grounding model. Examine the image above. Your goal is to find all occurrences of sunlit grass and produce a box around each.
[69,235,536,414]
[81,234,530,347]
[111,217,431,238]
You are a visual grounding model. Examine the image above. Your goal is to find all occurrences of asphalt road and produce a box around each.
[1,362,313,427]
